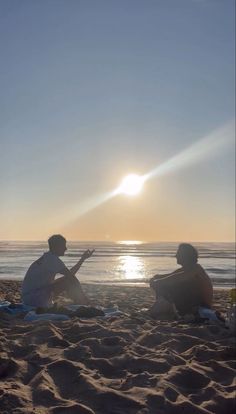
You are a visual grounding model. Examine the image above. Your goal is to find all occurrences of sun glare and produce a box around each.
[118,174,144,196]
[119,256,144,280]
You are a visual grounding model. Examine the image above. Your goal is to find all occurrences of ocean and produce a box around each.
[0,241,235,287]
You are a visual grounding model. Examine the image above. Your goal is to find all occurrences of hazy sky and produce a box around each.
[0,0,235,241]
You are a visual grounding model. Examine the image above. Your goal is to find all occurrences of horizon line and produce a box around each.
[0,239,235,244]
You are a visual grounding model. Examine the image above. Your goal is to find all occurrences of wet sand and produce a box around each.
[0,281,235,414]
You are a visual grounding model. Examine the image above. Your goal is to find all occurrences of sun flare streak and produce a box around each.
[61,121,234,226]
[143,122,234,182]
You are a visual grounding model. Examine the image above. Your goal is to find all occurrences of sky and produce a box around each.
[0,0,235,242]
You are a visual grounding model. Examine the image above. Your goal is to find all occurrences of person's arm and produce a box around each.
[60,249,95,279]
[151,268,183,281]
[70,249,95,276]
[150,268,184,288]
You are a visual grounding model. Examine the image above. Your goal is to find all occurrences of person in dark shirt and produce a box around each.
[149,243,213,318]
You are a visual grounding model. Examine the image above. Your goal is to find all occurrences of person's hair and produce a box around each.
[48,234,66,251]
[177,243,198,267]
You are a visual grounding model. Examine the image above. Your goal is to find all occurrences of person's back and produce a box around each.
[22,251,66,307]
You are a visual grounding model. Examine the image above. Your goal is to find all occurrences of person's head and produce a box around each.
[48,234,67,256]
[176,243,198,268]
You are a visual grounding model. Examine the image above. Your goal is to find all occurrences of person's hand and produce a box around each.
[149,274,160,289]
[81,249,95,262]
[150,278,157,289]
[152,274,161,281]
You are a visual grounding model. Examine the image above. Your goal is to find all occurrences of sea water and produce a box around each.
[0,241,235,287]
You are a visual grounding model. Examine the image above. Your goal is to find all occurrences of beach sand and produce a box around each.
[0,281,235,414]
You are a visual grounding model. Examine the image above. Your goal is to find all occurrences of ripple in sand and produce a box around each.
[167,366,211,390]
[50,403,95,414]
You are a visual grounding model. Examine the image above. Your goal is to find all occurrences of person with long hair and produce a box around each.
[149,243,213,318]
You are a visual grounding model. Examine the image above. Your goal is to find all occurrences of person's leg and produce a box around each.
[51,276,90,305]
[149,296,175,318]
[149,277,178,318]
[153,276,201,316]
[22,287,52,307]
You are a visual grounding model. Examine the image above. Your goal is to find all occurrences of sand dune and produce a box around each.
[0,281,235,414]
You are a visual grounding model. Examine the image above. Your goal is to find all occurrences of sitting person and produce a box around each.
[22,234,94,308]
[149,243,213,318]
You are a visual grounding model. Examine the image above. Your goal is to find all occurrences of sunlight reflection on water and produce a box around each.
[118,255,144,280]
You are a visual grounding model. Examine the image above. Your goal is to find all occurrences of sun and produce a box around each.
[118,174,144,196]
